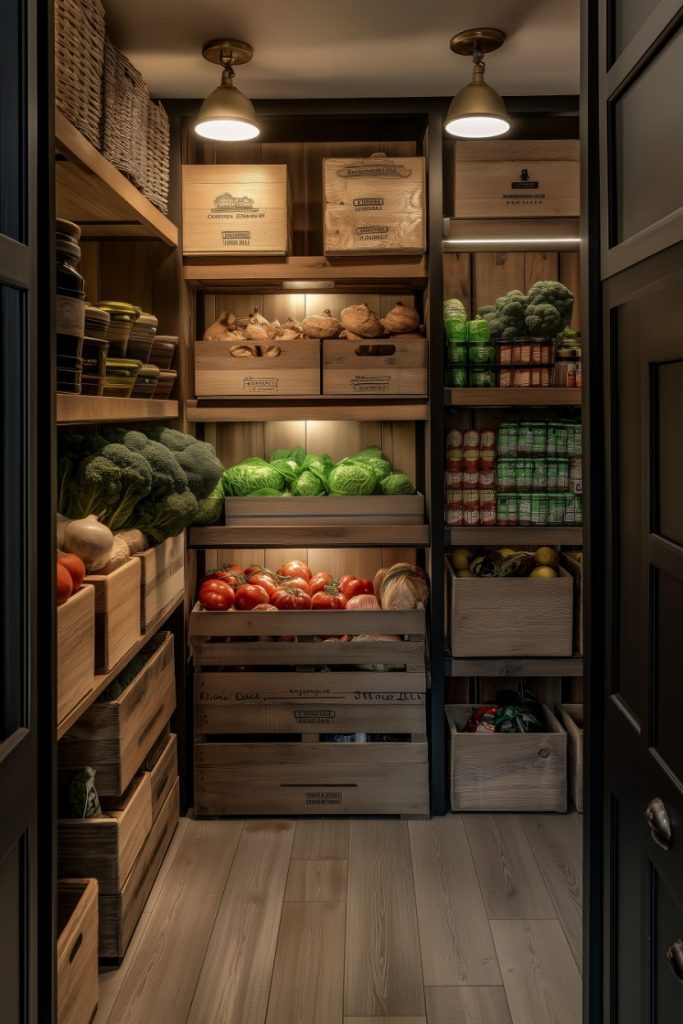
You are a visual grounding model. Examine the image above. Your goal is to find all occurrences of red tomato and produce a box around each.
[277,560,312,583]
[247,571,279,597]
[253,603,278,612]
[57,563,73,605]
[340,577,374,600]
[271,586,311,610]
[205,568,245,588]
[284,575,311,595]
[311,589,347,610]
[234,583,270,610]
[243,564,266,578]
[58,553,85,592]
[309,572,333,594]
[199,580,235,611]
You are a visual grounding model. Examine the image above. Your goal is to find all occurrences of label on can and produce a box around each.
[446,455,463,472]
[532,459,548,491]
[548,494,566,524]
[463,490,479,511]
[447,367,468,388]
[497,422,518,457]
[496,458,516,491]
[558,458,570,490]
[447,340,467,365]
[479,469,495,488]
[518,492,533,526]
[518,422,535,455]
[445,470,463,488]
[479,449,496,472]
[463,470,480,490]
[496,493,519,526]
[480,429,496,449]
[463,507,481,526]
[463,430,480,449]
[446,429,463,449]
[546,458,560,492]
[515,458,533,490]
[531,493,549,525]
[479,490,496,525]
[532,423,547,453]
[546,422,567,457]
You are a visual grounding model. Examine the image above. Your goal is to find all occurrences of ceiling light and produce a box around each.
[445,28,510,139]
[195,39,260,141]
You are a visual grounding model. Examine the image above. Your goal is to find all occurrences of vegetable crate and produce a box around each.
[194,338,320,398]
[57,584,96,734]
[57,878,99,1024]
[559,703,583,812]
[191,605,429,816]
[446,704,567,813]
[445,559,573,658]
[224,493,425,525]
[136,534,185,632]
[85,558,143,673]
[562,552,584,655]
[322,338,428,397]
[59,633,176,796]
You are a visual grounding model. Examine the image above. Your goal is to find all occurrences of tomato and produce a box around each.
[338,574,356,589]
[284,575,311,595]
[199,580,235,611]
[253,603,278,612]
[243,564,266,578]
[271,586,311,610]
[339,577,374,600]
[277,560,312,583]
[205,568,244,588]
[57,563,73,605]
[234,583,270,610]
[311,589,347,610]
[247,571,279,597]
[309,572,333,594]
[58,553,85,592]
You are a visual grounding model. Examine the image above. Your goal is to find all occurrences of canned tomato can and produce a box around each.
[447,340,468,365]
[445,490,464,526]
[447,428,463,450]
[531,493,549,525]
[479,448,496,472]
[515,458,534,490]
[470,367,496,388]
[479,469,495,488]
[518,422,535,455]
[463,429,480,450]
[479,490,497,525]
[497,493,519,526]
[518,492,533,526]
[463,470,480,490]
[446,454,463,471]
[532,459,548,491]
[445,470,463,488]
[557,458,570,490]
[548,494,566,524]
[447,366,468,388]
[496,458,516,491]
[463,491,480,526]
[480,429,495,449]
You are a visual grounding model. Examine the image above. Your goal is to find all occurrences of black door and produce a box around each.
[585,2,683,1021]
[0,0,54,1021]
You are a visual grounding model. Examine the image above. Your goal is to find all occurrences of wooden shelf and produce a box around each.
[55,111,178,246]
[446,655,583,678]
[57,394,179,425]
[445,527,583,546]
[445,388,582,407]
[183,254,428,292]
[185,398,429,422]
[442,216,580,251]
[57,594,183,740]
[189,523,430,548]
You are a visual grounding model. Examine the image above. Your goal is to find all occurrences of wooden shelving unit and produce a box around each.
[446,655,583,677]
[183,254,428,292]
[186,398,429,422]
[57,394,179,425]
[445,526,583,546]
[189,522,430,549]
[445,387,582,407]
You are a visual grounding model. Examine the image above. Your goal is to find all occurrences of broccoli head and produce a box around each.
[148,426,196,453]
[525,302,562,339]
[120,430,188,499]
[135,489,199,542]
[525,280,574,335]
[479,289,528,339]
[173,440,224,500]
[62,443,153,529]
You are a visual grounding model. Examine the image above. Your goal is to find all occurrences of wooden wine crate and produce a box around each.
[454,140,580,218]
[446,704,567,813]
[322,337,428,396]
[224,492,425,525]
[194,338,320,398]
[57,584,96,733]
[445,559,573,657]
[559,703,583,812]
[57,879,99,1024]
[137,534,185,632]
[182,164,290,255]
[59,633,176,796]
[324,154,426,255]
[85,558,143,673]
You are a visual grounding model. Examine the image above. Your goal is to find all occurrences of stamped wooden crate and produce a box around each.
[562,552,584,655]
[322,338,427,396]
[446,704,567,813]
[454,140,580,218]
[85,558,143,673]
[57,584,96,733]
[445,558,573,657]
[57,878,99,1024]
[137,534,185,631]
[194,338,320,398]
[59,633,176,796]
[559,703,583,812]
[324,154,426,255]
[182,164,290,255]
[224,493,425,525]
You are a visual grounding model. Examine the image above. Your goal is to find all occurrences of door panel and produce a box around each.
[652,874,683,1022]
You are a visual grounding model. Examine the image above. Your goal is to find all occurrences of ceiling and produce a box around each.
[104,0,580,100]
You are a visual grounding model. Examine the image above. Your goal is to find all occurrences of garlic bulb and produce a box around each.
[381,301,420,334]
[340,303,383,338]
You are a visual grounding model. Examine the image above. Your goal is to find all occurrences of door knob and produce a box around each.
[665,940,683,983]
[644,797,672,850]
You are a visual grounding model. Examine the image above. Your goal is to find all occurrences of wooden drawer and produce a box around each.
[59,633,176,796]
[149,732,177,821]
[100,778,179,959]
[446,704,567,813]
[322,338,427,397]
[85,558,143,673]
[57,585,96,733]
[559,703,583,812]
[197,700,425,736]
[57,878,99,1024]
[194,338,320,398]
[137,535,184,631]
[224,493,425,525]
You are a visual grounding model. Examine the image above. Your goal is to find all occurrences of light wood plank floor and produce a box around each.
[96,814,582,1024]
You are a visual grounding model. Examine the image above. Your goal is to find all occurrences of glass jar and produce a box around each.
[56,219,85,362]
[97,300,140,357]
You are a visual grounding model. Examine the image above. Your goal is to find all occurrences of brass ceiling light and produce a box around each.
[445,28,510,139]
[195,39,260,141]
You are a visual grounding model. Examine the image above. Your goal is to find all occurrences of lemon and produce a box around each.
[498,547,516,556]
[535,546,559,567]
[451,548,472,571]
[456,569,474,578]
[531,565,557,578]
[470,555,484,574]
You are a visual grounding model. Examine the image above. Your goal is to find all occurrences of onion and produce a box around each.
[62,515,114,571]
[345,594,380,610]
[379,563,430,610]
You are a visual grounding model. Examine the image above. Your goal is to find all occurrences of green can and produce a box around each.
[496,458,517,491]
[468,340,496,365]
[546,458,560,492]
[567,423,583,456]
[546,422,568,457]
[447,340,468,365]
[532,458,548,491]
[447,366,468,388]
[467,317,490,342]
[548,494,566,524]
[530,493,549,525]
[517,422,535,456]
[469,367,496,388]
[564,492,583,524]
[557,458,570,490]
[532,422,547,454]
[497,420,518,457]
[515,458,533,490]
[444,315,468,341]
[518,492,533,526]
[497,493,519,526]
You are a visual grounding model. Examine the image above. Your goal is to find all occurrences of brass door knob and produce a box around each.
[644,797,672,850]
[665,940,683,983]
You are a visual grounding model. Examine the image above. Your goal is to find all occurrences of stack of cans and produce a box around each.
[445,428,496,526]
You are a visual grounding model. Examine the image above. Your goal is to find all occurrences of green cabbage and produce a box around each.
[379,472,416,495]
[328,460,377,496]
[291,470,326,496]
[193,478,225,524]
[347,446,392,484]
[222,458,285,497]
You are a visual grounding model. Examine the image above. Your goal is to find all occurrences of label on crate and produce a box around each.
[355,225,389,241]
[242,375,280,394]
[337,162,412,179]
[354,691,423,703]
[221,230,253,247]
[353,196,384,211]
[301,790,343,807]
[293,709,337,725]
[349,374,392,393]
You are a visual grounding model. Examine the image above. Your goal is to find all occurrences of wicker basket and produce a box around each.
[101,38,149,189]
[144,100,170,214]
[55,0,105,148]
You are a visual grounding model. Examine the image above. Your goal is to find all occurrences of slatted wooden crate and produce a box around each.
[446,704,567,813]
[324,154,426,255]
[136,534,185,631]
[562,552,584,655]
[224,493,425,525]
[57,584,96,733]
[559,703,583,812]
[57,878,99,1024]
[59,633,176,796]
[194,338,320,398]
[182,164,290,255]
[85,558,143,673]
[322,338,428,396]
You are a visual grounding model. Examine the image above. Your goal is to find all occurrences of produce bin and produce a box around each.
[194,338,320,398]
[225,493,425,525]
[57,878,99,1024]
[562,552,584,654]
[446,704,567,812]
[322,337,428,396]
[85,557,143,673]
[559,703,583,812]
[136,534,185,631]
[57,584,96,733]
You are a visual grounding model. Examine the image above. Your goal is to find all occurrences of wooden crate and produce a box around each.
[324,154,426,255]
[454,140,580,218]
[445,559,573,657]
[85,558,143,673]
[562,552,584,655]
[194,338,320,398]
[57,878,99,1024]
[559,703,583,812]
[182,164,290,255]
[148,732,178,821]
[59,633,176,796]
[224,492,425,525]
[57,585,96,733]
[446,704,567,813]
[322,338,427,396]
[137,534,185,632]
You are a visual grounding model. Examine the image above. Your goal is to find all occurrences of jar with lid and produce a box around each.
[97,300,141,357]
[56,219,86,362]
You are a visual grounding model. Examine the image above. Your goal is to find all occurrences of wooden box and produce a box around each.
[562,552,584,655]
[59,633,176,796]
[57,879,99,1024]
[559,703,583,812]
[57,585,96,733]
[194,338,320,398]
[224,493,425,525]
[148,732,178,821]
[85,558,143,673]
[454,140,580,218]
[182,164,290,255]
[137,534,185,631]
[446,704,567,813]
[324,154,426,255]
[322,338,428,396]
[445,559,573,657]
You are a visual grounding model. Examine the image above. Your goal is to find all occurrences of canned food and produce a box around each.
[546,422,567,457]
[447,340,468,365]
[498,341,513,365]
[446,455,463,472]
[531,493,549,525]
[557,458,570,490]
[513,368,531,387]
[446,429,463,449]
[447,366,468,388]
[479,429,495,449]
[518,340,532,364]
[498,368,513,388]
[463,490,479,511]
[470,367,496,388]
[445,470,463,488]
[517,422,535,456]
[546,458,560,492]
[496,458,517,492]
[463,470,480,490]
[463,490,480,526]
[468,341,496,365]
[479,448,496,472]
[445,490,464,526]
[567,423,583,456]
[497,421,518,456]
[463,450,480,471]
[569,457,582,493]
[497,493,519,527]
[518,492,533,526]
[463,430,480,449]
[548,494,566,525]
[564,492,582,524]
[515,458,534,490]
[444,316,468,341]
[468,318,490,342]
[532,459,548,491]
[479,490,497,525]
[532,423,547,453]
[479,469,495,488]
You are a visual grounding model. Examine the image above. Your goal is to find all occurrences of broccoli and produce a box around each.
[173,440,223,500]
[120,430,188,499]
[134,489,199,543]
[525,280,574,337]
[61,443,153,529]
[477,289,528,339]
[148,426,196,453]
[525,302,562,339]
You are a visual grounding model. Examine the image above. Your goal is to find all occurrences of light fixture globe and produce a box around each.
[195,39,260,142]
[445,27,510,139]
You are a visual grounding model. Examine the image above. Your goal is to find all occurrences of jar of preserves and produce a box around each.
[56,219,85,362]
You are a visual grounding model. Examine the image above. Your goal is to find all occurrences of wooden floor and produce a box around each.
[96,813,583,1024]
